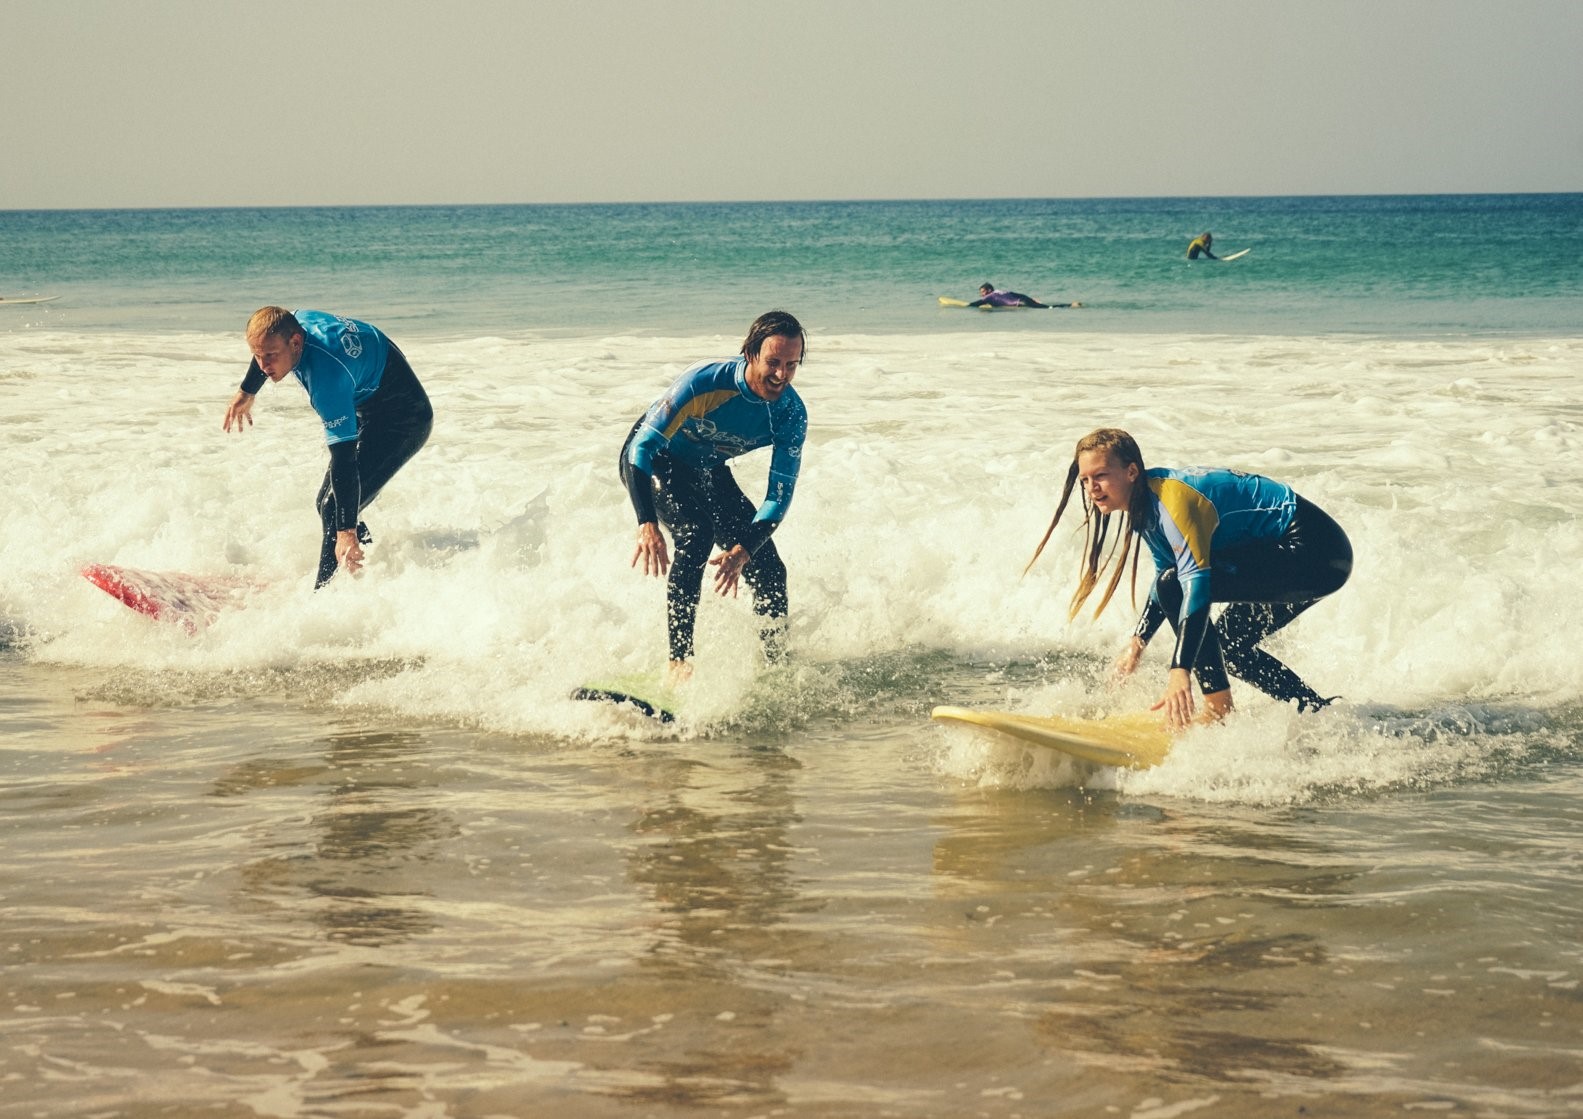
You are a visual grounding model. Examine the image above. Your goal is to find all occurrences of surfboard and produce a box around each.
[0,295,59,305]
[571,672,686,723]
[1221,249,1251,262]
[937,296,974,307]
[930,705,1172,769]
[81,563,265,634]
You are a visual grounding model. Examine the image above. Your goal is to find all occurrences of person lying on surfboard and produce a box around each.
[1025,428,1352,730]
[222,307,433,589]
[621,311,808,682]
[967,283,1079,309]
[1186,232,1218,260]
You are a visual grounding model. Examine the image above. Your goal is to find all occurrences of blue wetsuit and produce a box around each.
[621,356,807,662]
[240,310,432,587]
[1132,467,1351,709]
[240,310,392,444]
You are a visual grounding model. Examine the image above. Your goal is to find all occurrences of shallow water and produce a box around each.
[5,651,1583,1117]
[4,195,1583,1114]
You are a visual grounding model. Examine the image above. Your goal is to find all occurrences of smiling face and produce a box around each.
[743,333,802,402]
[247,327,304,381]
[1077,447,1139,515]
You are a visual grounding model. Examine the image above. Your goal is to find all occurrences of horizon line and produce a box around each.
[3,188,1580,215]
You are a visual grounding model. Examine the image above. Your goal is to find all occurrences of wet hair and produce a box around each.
[980,283,994,293]
[741,311,806,362]
[1023,428,1155,620]
[246,305,303,342]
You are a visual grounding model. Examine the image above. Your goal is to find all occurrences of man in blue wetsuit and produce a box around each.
[621,311,808,678]
[222,307,433,588]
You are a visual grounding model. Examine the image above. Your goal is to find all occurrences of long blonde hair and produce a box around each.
[1023,428,1154,620]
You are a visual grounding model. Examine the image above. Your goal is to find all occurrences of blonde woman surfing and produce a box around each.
[1027,428,1352,729]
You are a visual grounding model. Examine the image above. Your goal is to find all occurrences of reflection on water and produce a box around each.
[608,749,812,1108]
[216,726,457,946]
[626,752,806,953]
[930,792,1357,1088]
[4,658,1582,1118]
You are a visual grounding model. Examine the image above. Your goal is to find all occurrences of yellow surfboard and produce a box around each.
[930,705,1172,769]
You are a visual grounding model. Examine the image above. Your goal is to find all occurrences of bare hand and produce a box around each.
[1110,636,1145,687]
[631,522,670,577]
[223,390,256,433]
[709,545,750,597]
[335,529,364,577]
[1150,667,1196,730]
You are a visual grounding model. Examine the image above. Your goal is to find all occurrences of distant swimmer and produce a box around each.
[621,311,808,681]
[1186,232,1218,260]
[1025,428,1352,729]
[223,307,433,589]
[968,283,1081,309]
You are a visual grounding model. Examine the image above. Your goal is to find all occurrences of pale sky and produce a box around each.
[5,0,1580,208]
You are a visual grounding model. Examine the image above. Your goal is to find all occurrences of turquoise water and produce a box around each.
[4,193,1580,336]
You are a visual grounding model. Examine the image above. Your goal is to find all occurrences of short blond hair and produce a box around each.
[246,306,300,342]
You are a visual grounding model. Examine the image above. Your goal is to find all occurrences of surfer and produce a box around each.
[1186,232,1218,260]
[222,308,433,589]
[621,311,808,680]
[968,283,1079,309]
[1025,428,1352,729]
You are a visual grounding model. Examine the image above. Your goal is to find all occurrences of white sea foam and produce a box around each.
[4,328,1580,772]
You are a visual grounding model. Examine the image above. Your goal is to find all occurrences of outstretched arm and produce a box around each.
[623,453,671,577]
[223,390,256,432]
[1152,667,1196,729]
[632,521,670,578]
[1111,634,1147,685]
[224,358,270,432]
[709,545,750,596]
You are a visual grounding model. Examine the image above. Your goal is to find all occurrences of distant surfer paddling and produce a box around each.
[968,283,1080,309]
[222,308,433,588]
[622,311,808,681]
[1186,232,1218,260]
[1025,428,1352,729]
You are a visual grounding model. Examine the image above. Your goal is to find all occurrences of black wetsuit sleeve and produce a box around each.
[327,441,361,532]
[966,298,989,307]
[737,519,779,558]
[1134,597,1169,643]
[1169,606,1213,673]
[240,359,267,395]
[625,463,658,525]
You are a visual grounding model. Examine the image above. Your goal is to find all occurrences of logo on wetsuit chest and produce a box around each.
[681,417,760,457]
